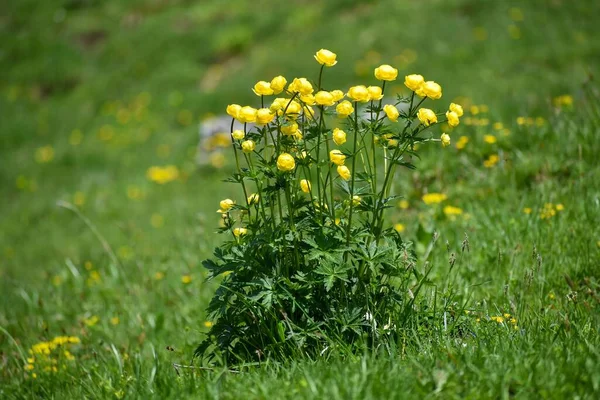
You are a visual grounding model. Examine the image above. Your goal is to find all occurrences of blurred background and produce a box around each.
[1,0,599,355]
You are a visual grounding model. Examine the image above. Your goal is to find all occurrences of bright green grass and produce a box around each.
[1,0,600,398]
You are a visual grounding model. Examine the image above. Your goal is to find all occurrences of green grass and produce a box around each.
[1,0,600,398]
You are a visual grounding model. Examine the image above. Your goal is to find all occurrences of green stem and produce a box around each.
[346,101,360,246]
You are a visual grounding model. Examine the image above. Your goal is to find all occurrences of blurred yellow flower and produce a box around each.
[314,49,338,66]
[367,86,383,101]
[237,106,257,123]
[329,149,346,166]
[233,227,248,237]
[422,193,447,205]
[332,128,347,145]
[441,133,451,147]
[383,104,399,122]
[484,135,497,144]
[146,165,180,184]
[456,136,469,150]
[337,165,351,181]
[281,122,298,136]
[110,317,120,326]
[374,64,398,81]
[300,179,312,194]
[35,146,54,163]
[443,205,463,216]
[404,74,424,92]
[231,130,245,140]
[84,315,99,327]
[270,76,287,94]
[417,108,437,126]
[556,204,564,211]
[218,199,235,213]
[352,195,361,206]
[252,81,274,96]
[336,100,354,118]
[398,200,409,209]
[446,111,460,127]
[181,275,192,284]
[247,193,260,205]
[347,85,370,102]
[204,321,214,328]
[483,154,499,168]
[277,153,296,172]
[241,140,256,153]
[315,91,335,106]
[523,207,532,214]
[394,223,405,233]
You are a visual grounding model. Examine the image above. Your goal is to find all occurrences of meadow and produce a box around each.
[1,0,600,398]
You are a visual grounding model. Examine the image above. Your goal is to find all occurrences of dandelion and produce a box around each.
[422,193,447,205]
[314,49,338,67]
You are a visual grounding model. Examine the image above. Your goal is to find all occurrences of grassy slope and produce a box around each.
[1,0,599,398]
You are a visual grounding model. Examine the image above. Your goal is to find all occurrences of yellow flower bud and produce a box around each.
[218,199,234,213]
[374,64,398,81]
[231,130,245,140]
[404,74,424,92]
[270,76,287,95]
[314,49,338,67]
[417,108,438,126]
[226,104,242,119]
[247,193,260,205]
[293,130,303,140]
[388,139,398,147]
[336,100,354,118]
[449,102,464,117]
[383,104,399,122]
[300,179,311,193]
[352,195,361,206]
[445,110,460,127]
[241,140,256,153]
[329,149,346,166]
[238,106,257,123]
[270,98,287,112]
[252,81,274,96]
[332,128,347,145]
[315,91,335,106]
[337,165,351,181]
[300,94,316,105]
[281,122,298,136]
[256,108,275,125]
[233,227,248,237]
[421,81,442,100]
[288,78,314,96]
[277,153,296,172]
[367,86,383,101]
[284,100,302,117]
[441,133,451,147]
[330,90,345,102]
[346,85,370,102]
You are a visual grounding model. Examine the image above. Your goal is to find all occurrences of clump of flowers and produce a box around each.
[197,49,463,364]
[26,336,80,377]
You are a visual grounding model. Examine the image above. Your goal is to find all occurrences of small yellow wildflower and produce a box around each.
[84,315,99,327]
[440,133,451,147]
[204,321,214,328]
[443,205,463,217]
[422,193,447,205]
[233,227,248,237]
[555,204,564,211]
[329,149,346,166]
[483,154,499,168]
[456,136,469,150]
[523,207,532,214]
[417,108,437,126]
[314,49,338,67]
[277,153,296,172]
[337,165,351,181]
[383,104,399,122]
[374,64,398,81]
[483,135,497,144]
[404,74,424,92]
[394,223,405,233]
[398,200,409,209]
[181,275,192,284]
[332,128,347,145]
[347,85,370,102]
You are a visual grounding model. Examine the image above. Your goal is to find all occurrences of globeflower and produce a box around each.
[383,104,399,122]
[231,130,245,140]
[374,64,398,81]
[329,149,346,166]
[281,122,298,136]
[252,81,274,96]
[417,108,438,126]
[418,81,442,99]
[314,49,338,67]
[241,140,256,153]
[441,133,451,147]
[247,193,260,204]
[233,227,248,237]
[256,108,275,125]
[445,111,460,127]
[300,179,311,193]
[315,91,335,106]
[218,199,235,213]
[336,100,354,118]
[337,165,351,180]
[277,153,296,172]
[404,74,424,92]
[332,128,347,145]
[367,86,383,101]
[288,78,314,95]
[347,85,370,102]
[330,90,345,102]
[449,102,464,117]
[270,76,287,94]
[226,104,241,119]
[238,106,257,123]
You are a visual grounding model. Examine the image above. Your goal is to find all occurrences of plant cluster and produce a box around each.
[196,49,464,365]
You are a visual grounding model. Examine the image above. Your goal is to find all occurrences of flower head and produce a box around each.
[329,149,346,166]
[417,108,438,126]
[422,193,447,205]
[277,153,296,172]
[231,130,245,140]
[281,122,298,136]
[383,104,399,122]
[347,85,370,102]
[315,91,336,106]
[218,199,235,213]
[441,133,451,147]
[314,49,338,67]
[288,78,314,95]
[233,227,248,237]
[367,86,383,101]
[337,165,351,180]
[256,108,275,125]
[446,111,460,127]
[226,104,241,119]
[270,76,287,94]
[238,106,257,123]
[300,179,311,193]
[336,100,354,118]
[404,74,424,92]
[247,193,260,205]
[449,102,464,117]
[241,140,256,153]
[330,90,345,102]
[252,81,274,96]
[332,128,347,145]
[418,81,442,99]
[374,64,398,81]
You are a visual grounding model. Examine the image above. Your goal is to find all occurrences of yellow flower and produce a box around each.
[404,74,424,91]
[374,64,398,81]
[256,108,275,125]
[181,275,192,284]
[383,104,399,122]
[218,199,235,213]
[483,154,499,168]
[456,135,469,150]
[484,135,497,144]
[247,193,260,205]
[233,227,248,237]
[84,315,99,327]
[288,78,314,95]
[523,207,532,214]
[398,199,409,209]
[367,86,383,101]
[352,195,361,206]
[146,165,180,184]
[419,81,442,99]
[226,104,241,119]
[347,85,370,102]
[237,106,257,123]
[422,193,447,205]
[110,317,120,325]
[443,205,463,216]
[388,139,398,147]
[314,49,338,67]
[252,81,274,96]
[277,153,296,172]
[270,98,287,112]
[417,108,437,126]
[337,165,351,180]
[394,223,405,233]
[241,140,256,153]
[281,122,298,136]
[441,133,451,147]
[231,130,245,140]
[315,91,335,106]
[270,76,287,94]
[329,149,346,166]
[300,179,312,193]
[332,128,347,145]
[284,100,303,117]
[446,111,460,127]
[300,93,316,105]
[204,321,214,328]
[449,102,464,117]
[556,204,564,211]
[336,100,354,118]
[330,90,345,102]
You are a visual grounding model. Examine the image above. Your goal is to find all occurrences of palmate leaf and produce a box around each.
[314,260,352,291]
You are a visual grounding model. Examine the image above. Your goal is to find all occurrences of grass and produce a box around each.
[1,0,600,398]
